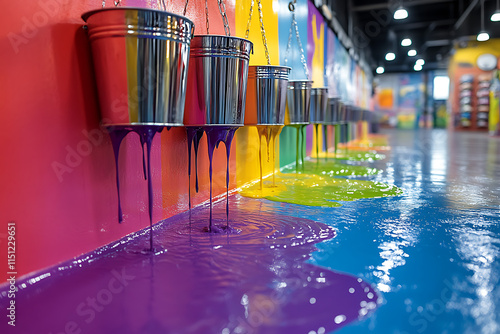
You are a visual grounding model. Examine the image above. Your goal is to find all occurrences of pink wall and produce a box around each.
[0,0,236,281]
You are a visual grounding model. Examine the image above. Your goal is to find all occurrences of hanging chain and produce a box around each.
[205,0,210,34]
[183,0,189,16]
[245,0,254,39]
[158,0,166,11]
[101,0,121,7]
[217,0,231,36]
[257,0,271,65]
[245,0,271,65]
[283,1,309,79]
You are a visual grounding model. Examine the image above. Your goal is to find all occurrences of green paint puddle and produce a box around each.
[240,173,402,207]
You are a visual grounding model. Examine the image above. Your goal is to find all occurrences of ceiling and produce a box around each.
[319,0,500,74]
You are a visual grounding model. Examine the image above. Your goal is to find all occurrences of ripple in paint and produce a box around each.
[2,198,380,334]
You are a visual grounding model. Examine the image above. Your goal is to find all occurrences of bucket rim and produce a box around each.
[288,80,314,84]
[248,65,292,70]
[82,7,194,26]
[192,34,253,44]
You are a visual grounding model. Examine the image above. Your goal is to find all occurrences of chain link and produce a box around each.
[217,0,231,36]
[245,0,254,39]
[158,0,166,11]
[205,0,210,34]
[101,0,121,8]
[245,0,271,65]
[283,2,309,80]
[183,0,189,16]
[257,0,271,65]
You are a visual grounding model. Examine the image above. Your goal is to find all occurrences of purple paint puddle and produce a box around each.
[108,125,163,251]
[0,196,380,334]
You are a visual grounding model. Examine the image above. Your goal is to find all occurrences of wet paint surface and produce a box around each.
[304,129,500,333]
[0,198,379,334]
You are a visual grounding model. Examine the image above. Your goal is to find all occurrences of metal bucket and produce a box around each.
[285,80,313,125]
[326,97,340,124]
[309,88,328,124]
[184,35,253,126]
[82,7,195,126]
[244,65,291,125]
[338,101,348,124]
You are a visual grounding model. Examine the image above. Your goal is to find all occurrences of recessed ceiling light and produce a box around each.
[385,52,396,61]
[414,64,423,71]
[408,49,417,57]
[376,66,385,74]
[416,59,425,66]
[401,38,412,46]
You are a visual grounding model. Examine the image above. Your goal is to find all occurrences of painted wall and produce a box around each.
[374,73,425,129]
[1,0,372,282]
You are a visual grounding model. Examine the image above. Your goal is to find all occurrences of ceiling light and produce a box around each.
[477,0,490,41]
[492,0,500,21]
[408,49,417,57]
[394,6,408,20]
[414,64,423,71]
[492,10,500,21]
[416,59,425,66]
[385,52,396,61]
[477,31,490,41]
[401,38,412,46]
[376,66,385,74]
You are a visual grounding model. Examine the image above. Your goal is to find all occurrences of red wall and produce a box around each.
[0,0,236,281]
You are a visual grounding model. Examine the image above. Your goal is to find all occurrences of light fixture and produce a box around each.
[491,0,500,21]
[414,64,423,71]
[376,66,385,74]
[408,49,417,56]
[416,58,425,66]
[401,38,412,46]
[477,0,490,41]
[385,52,396,61]
[477,31,490,41]
[394,6,408,20]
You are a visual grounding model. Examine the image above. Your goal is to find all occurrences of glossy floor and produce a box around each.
[321,129,500,333]
[2,129,500,334]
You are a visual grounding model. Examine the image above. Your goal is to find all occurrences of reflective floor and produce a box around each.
[1,129,500,334]
[314,129,500,334]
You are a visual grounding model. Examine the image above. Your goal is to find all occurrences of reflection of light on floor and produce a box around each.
[452,221,500,333]
[373,219,417,293]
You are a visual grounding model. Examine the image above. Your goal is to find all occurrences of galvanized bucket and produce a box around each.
[285,80,313,125]
[184,35,253,126]
[338,101,348,124]
[326,97,340,124]
[82,7,195,126]
[244,65,291,125]
[309,88,328,124]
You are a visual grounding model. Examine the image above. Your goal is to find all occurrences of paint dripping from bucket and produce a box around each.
[204,126,238,233]
[108,125,163,251]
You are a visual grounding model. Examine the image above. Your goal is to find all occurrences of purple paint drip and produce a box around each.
[107,127,132,223]
[108,125,162,250]
[0,197,379,334]
[204,126,238,232]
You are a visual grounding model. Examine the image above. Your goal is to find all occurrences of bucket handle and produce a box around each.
[283,1,310,80]
[244,0,271,65]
